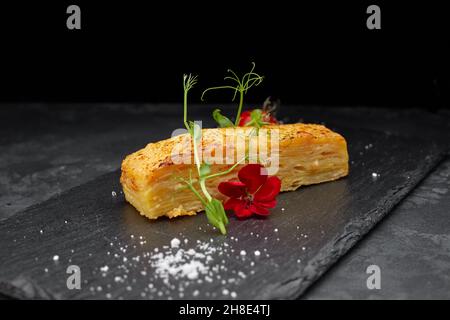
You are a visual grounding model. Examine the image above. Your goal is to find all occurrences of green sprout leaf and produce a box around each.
[212,109,235,128]
[205,199,228,235]
[242,109,270,135]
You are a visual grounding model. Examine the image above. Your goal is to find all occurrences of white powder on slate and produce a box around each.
[100,266,109,272]
[151,250,208,281]
[87,227,309,299]
[170,238,181,248]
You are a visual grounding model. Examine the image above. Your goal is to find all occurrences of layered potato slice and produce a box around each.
[120,123,349,220]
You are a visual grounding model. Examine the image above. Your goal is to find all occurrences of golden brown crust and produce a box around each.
[121,124,344,189]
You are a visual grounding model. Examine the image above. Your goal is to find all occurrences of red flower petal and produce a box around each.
[218,181,247,198]
[254,176,281,202]
[238,111,252,126]
[238,164,268,194]
[254,199,277,209]
[223,198,244,211]
[233,202,254,218]
[249,204,270,216]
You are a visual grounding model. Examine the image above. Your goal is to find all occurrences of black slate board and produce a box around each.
[0,127,446,300]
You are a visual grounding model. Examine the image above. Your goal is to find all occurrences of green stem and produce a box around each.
[200,180,212,202]
[183,180,207,206]
[244,119,256,126]
[234,90,245,126]
[183,90,189,131]
[191,126,201,172]
[191,124,213,202]
[201,86,238,101]
[204,157,247,180]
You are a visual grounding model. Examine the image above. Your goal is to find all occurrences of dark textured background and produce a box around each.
[0,2,448,108]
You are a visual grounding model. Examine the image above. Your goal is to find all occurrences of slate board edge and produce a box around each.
[259,149,448,299]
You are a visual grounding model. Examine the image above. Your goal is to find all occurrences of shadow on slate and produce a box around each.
[0,127,446,300]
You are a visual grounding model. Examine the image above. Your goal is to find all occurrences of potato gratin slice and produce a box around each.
[120,123,349,220]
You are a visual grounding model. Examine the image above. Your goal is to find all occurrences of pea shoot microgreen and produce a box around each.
[201,62,264,127]
[180,74,247,234]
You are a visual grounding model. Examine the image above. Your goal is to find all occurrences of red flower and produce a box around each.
[238,110,278,127]
[218,164,281,218]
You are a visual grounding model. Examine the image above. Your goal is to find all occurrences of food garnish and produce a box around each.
[120,63,349,236]
[219,164,281,218]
